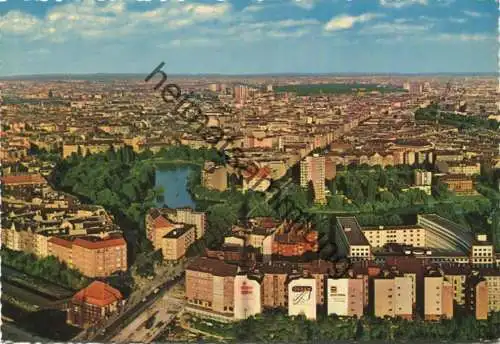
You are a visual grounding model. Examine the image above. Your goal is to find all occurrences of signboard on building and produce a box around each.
[288,278,316,320]
[234,275,261,320]
[327,278,349,316]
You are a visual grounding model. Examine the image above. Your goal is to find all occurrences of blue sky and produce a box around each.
[0,0,497,75]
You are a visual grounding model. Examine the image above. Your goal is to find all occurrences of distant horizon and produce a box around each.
[0,71,497,80]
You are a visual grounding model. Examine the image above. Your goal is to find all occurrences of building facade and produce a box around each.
[67,281,123,328]
[288,277,317,320]
[327,278,364,317]
[300,154,326,204]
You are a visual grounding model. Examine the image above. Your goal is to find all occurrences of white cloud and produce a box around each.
[379,0,427,8]
[0,11,40,34]
[448,17,467,24]
[242,5,265,13]
[324,13,379,31]
[160,38,218,48]
[294,0,317,10]
[363,22,432,35]
[0,0,233,42]
[268,28,311,38]
[429,33,494,41]
[462,10,483,18]
[274,19,320,28]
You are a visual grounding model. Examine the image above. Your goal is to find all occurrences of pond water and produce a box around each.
[155,165,196,209]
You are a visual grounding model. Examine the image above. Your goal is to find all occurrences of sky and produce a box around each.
[0,0,498,75]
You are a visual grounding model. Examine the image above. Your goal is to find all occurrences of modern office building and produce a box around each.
[336,217,371,260]
[362,225,426,248]
[417,214,473,253]
[471,234,495,267]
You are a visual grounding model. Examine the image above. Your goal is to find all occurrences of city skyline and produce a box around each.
[0,0,498,76]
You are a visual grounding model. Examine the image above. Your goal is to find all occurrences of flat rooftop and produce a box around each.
[418,214,472,241]
[336,216,369,246]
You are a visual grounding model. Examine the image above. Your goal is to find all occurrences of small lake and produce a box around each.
[155,165,196,209]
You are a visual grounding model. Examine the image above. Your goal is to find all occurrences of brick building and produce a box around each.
[424,273,454,321]
[272,223,318,257]
[48,234,127,278]
[441,174,475,195]
[185,257,237,322]
[161,225,196,260]
[67,281,123,328]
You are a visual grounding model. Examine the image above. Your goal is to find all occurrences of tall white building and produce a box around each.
[300,154,326,203]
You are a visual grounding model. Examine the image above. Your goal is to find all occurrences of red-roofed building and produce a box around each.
[242,166,271,192]
[67,281,124,328]
[146,211,182,250]
[1,173,47,188]
[48,234,127,278]
[272,224,319,257]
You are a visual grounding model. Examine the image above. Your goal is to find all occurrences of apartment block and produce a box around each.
[171,208,206,239]
[441,175,475,195]
[465,273,489,320]
[161,225,196,260]
[185,257,237,322]
[48,234,127,278]
[441,265,471,306]
[147,207,206,243]
[300,154,326,204]
[327,278,364,317]
[373,276,413,320]
[480,268,500,312]
[424,275,454,320]
[259,263,291,309]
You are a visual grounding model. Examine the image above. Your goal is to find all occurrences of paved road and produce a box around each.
[112,292,185,344]
[72,259,189,342]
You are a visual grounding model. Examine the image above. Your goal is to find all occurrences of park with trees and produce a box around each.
[415,103,498,131]
[187,310,500,342]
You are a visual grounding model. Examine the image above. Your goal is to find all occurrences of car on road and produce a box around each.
[145,315,156,329]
